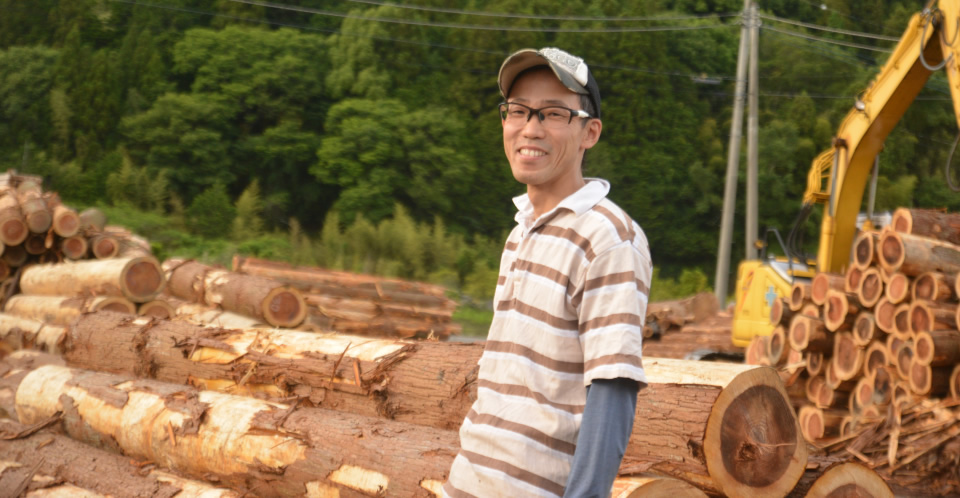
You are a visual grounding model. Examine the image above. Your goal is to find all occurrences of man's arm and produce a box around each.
[562,377,643,498]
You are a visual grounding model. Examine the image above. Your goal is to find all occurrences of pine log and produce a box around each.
[2,244,26,267]
[912,271,955,302]
[19,257,165,303]
[804,462,893,498]
[874,297,896,333]
[60,236,88,260]
[62,312,478,431]
[832,332,863,382]
[89,234,119,259]
[913,329,960,366]
[609,476,707,498]
[908,300,956,334]
[78,208,106,232]
[789,283,811,312]
[0,191,27,246]
[852,312,880,347]
[4,295,135,325]
[843,266,863,294]
[851,232,879,270]
[811,273,845,306]
[163,259,307,328]
[768,325,790,365]
[0,420,238,497]
[789,315,832,353]
[0,312,65,354]
[884,272,911,304]
[770,298,793,326]
[63,312,804,498]
[893,304,912,337]
[855,268,884,308]
[50,204,79,237]
[622,359,806,498]
[879,230,960,276]
[892,207,960,245]
[10,364,458,497]
[951,364,960,398]
[18,191,50,234]
[806,351,824,377]
[137,299,176,319]
[798,406,845,441]
[823,290,859,332]
[908,362,952,396]
[863,341,889,379]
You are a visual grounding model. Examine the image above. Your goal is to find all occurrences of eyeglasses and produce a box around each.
[498,102,592,128]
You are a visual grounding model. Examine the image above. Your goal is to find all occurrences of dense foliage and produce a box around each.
[2,0,959,299]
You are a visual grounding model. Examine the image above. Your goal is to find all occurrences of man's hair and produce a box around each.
[507,66,597,168]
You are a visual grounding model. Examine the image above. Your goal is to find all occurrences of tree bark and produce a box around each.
[891,208,960,246]
[908,300,956,334]
[164,259,307,328]
[913,271,955,302]
[0,312,65,354]
[19,256,165,303]
[788,315,831,353]
[810,273,844,306]
[914,330,960,366]
[11,363,458,497]
[0,420,238,497]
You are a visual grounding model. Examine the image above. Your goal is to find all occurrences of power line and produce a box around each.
[336,0,740,22]
[794,0,887,31]
[763,29,881,67]
[759,13,899,42]
[762,25,893,53]
[225,0,737,33]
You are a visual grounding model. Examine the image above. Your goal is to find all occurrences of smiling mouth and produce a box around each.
[518,149,546,158]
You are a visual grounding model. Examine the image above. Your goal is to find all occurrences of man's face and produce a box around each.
[502,68,601,190]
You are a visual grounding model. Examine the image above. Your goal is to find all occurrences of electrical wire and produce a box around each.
[224,0,737,33]
[795,0,887,31]
[761,25,893,53]
[759,13,899,41]
[338,0,740,23]
[763,30,881,66]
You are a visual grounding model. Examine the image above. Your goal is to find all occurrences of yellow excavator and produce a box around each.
[732,0,960,346]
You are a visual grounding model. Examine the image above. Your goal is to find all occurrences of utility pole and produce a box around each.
[713,0,751,308]
[746,1,760,260]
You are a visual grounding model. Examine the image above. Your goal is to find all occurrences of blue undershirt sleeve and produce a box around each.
[562,377,643,498]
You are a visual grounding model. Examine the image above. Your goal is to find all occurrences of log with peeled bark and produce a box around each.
[878,230,960,276]
[0,312,65,354]
[137,299,176,319]
[18,189,51,234]
[810,273,845,306]
[9,363,458,497]
[0,419,238,497]
[49,202,80,238]
[0,191,27,246]
[90,233,119,259]
[78,207,106,232]
[19,256,165,303]
[891,207,960,246]
[803,462,893,498]
[59,235,88,260]
[62,313,799,497]
[163,259,307,328]
[851,231,879,270]
[4,294,135,325]
[621,359,806,498]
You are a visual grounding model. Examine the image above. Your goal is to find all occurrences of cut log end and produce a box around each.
[879,233,905,272]
[122,259,165,302]
[53,209,80,237]
[138,300,176,320]
[832,332,862,382]
[951,365,960,399]
[857,270,882,307]
[886,273,910,304]
[92,236,119,259]
[61,236,88,260]
[852,233,875,270]
[264,288,307,327]
[705,369,806,498]
[853,313,876,346]
[0,218,26,246]
[805,462,894,498]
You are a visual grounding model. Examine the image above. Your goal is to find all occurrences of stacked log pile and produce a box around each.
[0,310,812,497]
[748,207,960,496]
[232,255,461,339]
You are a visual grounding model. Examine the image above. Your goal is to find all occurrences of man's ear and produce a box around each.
[581,119,602,150]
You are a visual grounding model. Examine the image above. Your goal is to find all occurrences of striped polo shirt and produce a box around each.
[444,179,652,497]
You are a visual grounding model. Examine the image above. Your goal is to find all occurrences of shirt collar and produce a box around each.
[513,178,611,228]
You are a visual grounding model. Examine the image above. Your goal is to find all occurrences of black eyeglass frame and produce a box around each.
[498,102,593,125]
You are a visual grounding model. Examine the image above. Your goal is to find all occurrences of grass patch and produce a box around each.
[453,305,493,338]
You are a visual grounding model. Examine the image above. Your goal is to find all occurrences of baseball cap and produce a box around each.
[498,47,601,119]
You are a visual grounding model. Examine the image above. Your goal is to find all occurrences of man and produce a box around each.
[443,48,652,497]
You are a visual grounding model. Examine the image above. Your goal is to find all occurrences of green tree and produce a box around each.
[232,179,264,241]
[187,183,235,239]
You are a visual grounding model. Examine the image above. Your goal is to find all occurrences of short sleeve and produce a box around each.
[577,239,651,386]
